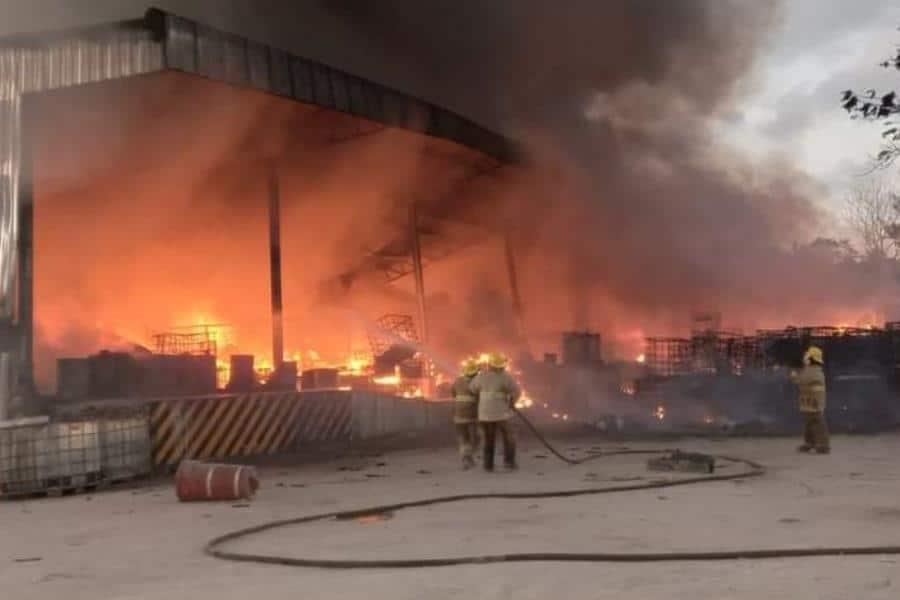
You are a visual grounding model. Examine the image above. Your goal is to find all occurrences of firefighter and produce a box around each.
[790,345,830,454]
[451,357,481,469]
[470,352,521,471]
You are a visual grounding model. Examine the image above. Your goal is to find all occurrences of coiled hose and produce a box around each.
[205,410,900,568]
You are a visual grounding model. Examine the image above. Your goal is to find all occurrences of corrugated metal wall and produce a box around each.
[0,28,164,417]
[154,10,515,162]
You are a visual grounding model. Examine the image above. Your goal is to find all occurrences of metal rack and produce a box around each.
[0,409,151,498]
[153,324,225,356]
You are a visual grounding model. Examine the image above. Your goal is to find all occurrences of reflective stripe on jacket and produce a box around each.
[451,375,478,423]
[470,368,521,422]
[790,364,826,413]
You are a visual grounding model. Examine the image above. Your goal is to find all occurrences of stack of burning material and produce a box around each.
[88,352,141,399]
[226,355,255,392]
[688,332,762,376]
[301,368,339,390]
[139,354,217,397]
[373,345,420,376]
[757,325,889,372]
[723,335,766,374]
[561,331,602,368]
[644,337,693,377]
[267,361,298,391]
[57,351,218,401]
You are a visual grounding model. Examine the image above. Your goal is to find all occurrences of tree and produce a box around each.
[844,179,900,260]
[841,34,900,167]
[803,237,860,265]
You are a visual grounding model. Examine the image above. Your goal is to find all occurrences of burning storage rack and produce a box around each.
[636,324,900,431]
[153,324,224,356]
[644,325,900,379]
[0,6,521,419]
[368,314,426,379]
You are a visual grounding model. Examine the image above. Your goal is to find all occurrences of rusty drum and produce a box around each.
[175,460,259,502]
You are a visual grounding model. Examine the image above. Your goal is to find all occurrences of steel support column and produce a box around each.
[409,202,431,393]
[504,234,526,343]
[12,106,34,417]
[409,202,428,345]
[268,165,284,370]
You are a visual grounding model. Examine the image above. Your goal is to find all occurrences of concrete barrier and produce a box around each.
[149,391,352,467]
[142,390,453,467]
[348,392,452,440]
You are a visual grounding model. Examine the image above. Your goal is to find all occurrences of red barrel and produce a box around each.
[175,460,259,502]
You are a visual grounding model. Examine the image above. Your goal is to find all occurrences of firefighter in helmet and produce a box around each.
[790,345,830,454]
[451,357,481,469]
[470,352,521,471]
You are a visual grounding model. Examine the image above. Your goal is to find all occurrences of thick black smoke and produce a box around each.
[319,0,896,350]
[19,1,899,380]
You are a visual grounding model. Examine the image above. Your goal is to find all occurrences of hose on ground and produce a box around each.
[204,412,900,568]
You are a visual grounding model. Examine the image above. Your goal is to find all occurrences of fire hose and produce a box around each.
[205,409,900,568]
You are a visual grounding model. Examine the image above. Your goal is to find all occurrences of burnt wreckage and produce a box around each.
[521,326,900,434]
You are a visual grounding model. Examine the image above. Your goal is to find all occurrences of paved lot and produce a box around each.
[2,433,899,599]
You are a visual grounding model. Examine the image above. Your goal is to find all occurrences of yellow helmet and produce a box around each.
[461,357,479,377]
[803,346,824,365]
[487,352,508,370]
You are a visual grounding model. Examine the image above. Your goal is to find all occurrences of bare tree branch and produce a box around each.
[844,179,900,260]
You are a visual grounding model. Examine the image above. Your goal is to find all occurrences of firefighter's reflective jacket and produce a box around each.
[451,375,478,424]
[790,364,826,413]
[470,368,521,422]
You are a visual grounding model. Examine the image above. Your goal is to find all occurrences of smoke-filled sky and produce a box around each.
[3,0,900,388]
[1,0,898,215]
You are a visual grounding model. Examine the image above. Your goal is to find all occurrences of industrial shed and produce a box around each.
[0,7,522,417]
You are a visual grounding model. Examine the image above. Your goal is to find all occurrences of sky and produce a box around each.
[715,0,900,234]
[1,0,898,235]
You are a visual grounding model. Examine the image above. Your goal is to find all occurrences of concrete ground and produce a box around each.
[2,432,900,600]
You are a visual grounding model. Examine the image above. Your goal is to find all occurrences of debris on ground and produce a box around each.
[647,450,715,474]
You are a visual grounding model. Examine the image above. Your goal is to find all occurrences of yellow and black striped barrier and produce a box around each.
[149,391,352,467]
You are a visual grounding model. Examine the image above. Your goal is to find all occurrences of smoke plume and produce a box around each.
[25,1,900,391]
[319,0,898,353]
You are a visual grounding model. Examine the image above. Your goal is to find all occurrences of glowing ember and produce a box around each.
[340,355,372,376]
[216,359,230,389]
[620,381,636,396]
[654,405,666,421]
[373,374,401,386]
[514,391,535,410]
[636,354,646,364]
[704,415,714,424]
[255,359,273,384]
